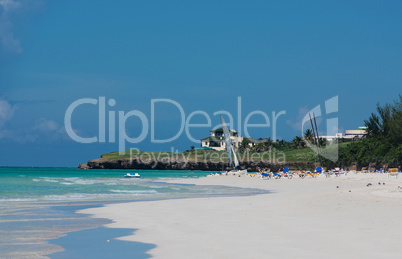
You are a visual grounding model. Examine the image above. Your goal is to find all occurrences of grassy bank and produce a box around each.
[99,145,348,164]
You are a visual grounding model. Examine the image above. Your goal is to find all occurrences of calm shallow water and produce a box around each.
[0,167,267,258]
[0,167,215,202]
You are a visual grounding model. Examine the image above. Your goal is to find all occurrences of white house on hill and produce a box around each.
[200,128,243,151]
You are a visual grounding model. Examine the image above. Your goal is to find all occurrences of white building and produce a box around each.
[344,127,367,139]
[321,127,367,142]
[321,133,343,142]
[200,128,243,151]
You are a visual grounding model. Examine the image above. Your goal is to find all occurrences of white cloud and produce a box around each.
[33,118,70,140]
[0,98,16,127]
[0,0,20,9]
[0,0,22,53]
[34,118,59,132]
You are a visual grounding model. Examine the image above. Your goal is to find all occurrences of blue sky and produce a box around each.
[0,0,401,167]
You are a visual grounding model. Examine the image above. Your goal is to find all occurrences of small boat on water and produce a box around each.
[124,173,140,178]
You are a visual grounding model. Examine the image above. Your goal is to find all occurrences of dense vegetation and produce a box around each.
[237,129,327,153]
[333,95,402,168]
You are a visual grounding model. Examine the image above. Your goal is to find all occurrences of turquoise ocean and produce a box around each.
[0,167,265,258]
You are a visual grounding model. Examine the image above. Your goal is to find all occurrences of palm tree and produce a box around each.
[262,138,273,151]
[303,129,314,143]
[239,139,250,153]
[291,136,306,149]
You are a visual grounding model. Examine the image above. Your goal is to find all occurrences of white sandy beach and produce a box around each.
[81,173,402,258]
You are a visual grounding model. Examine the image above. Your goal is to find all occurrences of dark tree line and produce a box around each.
[334,95,402,167]
[238,128,327,153]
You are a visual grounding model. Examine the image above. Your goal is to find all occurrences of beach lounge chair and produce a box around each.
[305,171,319,178]
[376,168,385,173]
[389,168,399,178]
[272,170,283,179]
[259,169,271,179]
[333,167,342,177]
[355,167,367,173]
[314,167,323,177]
[325,168,338,177]
[299,171,307,178]
[282,168,293,179]
[302,168,319,178]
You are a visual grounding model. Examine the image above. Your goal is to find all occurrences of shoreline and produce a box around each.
[42,183,264,258]
[80,173,402,258]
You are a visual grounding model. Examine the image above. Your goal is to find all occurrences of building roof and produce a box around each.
[347,126,367,131]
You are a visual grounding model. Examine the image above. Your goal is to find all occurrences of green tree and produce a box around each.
[364,94,402,143]
[238,138,250,153]
[318,137,327,147]
[337,94,402,167]
[272,139,291,150]
[303,129,314,143]
[291,136,306,149]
